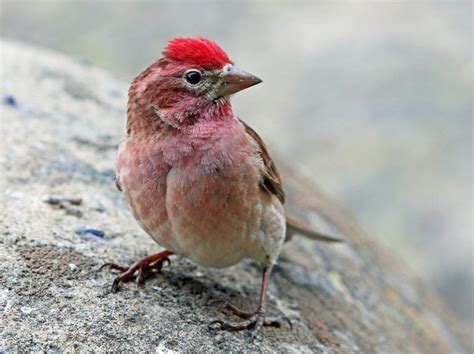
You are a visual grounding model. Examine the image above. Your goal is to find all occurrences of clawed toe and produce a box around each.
[268,315,293,330]
[210,301,291,337]
[99,251,173,292]
[136,257,170,285]
[98,262,137,291]
[209,312,283,338]
[98,262,128,273]
[222,301,254,318]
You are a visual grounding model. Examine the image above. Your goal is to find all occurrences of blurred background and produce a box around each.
[1,0,472,328]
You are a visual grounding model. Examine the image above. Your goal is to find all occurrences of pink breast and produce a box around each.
[116,138,174,248]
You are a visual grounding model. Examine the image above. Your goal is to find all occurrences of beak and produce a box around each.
[216,65,262,97]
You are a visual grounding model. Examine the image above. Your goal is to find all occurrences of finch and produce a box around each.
[102,37,342,337]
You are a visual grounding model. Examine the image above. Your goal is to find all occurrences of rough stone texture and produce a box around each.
[0,40,471,352]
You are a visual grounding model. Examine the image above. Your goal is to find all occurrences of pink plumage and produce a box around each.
[103,37,341,338]
[163,37,231,69]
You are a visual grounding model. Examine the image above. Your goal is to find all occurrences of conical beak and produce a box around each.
[216,65,262,97]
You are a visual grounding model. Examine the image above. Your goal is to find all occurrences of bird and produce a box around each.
[101,37,342,337]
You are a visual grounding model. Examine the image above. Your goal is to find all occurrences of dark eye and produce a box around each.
[185,70,202,85]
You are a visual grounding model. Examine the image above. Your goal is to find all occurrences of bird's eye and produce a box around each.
[185,70,202,85]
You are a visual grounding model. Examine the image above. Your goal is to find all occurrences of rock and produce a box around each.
[0,40,471,352]
[74,226,105,239]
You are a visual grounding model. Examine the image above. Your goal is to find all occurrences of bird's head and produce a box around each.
[128,37,262,133]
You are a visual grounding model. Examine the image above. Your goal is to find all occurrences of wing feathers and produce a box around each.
[239,119,285,204]
[240,119,343,244]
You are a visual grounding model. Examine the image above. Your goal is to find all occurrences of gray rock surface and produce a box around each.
[0,40,471,352]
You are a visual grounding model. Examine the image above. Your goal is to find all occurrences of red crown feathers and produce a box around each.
[163,37,231,70]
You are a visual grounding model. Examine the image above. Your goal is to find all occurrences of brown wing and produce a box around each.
[240,119,285,204]
[114,174,122,192]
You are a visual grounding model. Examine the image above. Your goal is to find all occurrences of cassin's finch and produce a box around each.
[102,37,342,337]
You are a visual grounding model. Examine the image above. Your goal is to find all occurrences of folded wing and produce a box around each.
[240,119,343,243]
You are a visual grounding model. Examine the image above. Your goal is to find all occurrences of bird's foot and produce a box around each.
[209,301,291,338]
[99,250,172,292]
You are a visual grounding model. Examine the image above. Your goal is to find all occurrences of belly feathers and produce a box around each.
[165,165,263,267]
[117,135,269,268]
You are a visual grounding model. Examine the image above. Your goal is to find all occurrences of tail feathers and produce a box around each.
[285,215,344,243]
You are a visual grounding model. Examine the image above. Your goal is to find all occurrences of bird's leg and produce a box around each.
[210,265,290,337]
[99,250,173,292]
